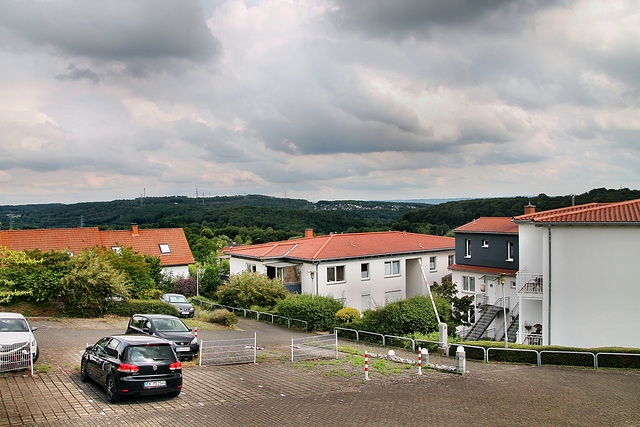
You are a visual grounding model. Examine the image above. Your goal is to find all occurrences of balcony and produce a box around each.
[516,271,543,295]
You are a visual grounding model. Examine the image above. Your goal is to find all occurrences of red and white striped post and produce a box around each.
[364,351,370,381]
[418,347,422,375]
[195,327,198,339]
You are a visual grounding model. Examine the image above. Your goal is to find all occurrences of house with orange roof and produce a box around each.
[449,217,520,343]
[222,229,455,312]
[0,225,195,277]
[514,199,640,348]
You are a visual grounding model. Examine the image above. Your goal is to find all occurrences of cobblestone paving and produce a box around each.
[1,318,638,426]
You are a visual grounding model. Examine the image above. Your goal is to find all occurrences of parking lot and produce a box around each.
[1,317,639,426]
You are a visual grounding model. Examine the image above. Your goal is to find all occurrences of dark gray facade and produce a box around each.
[454,232,518,270]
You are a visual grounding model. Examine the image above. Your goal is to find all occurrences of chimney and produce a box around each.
[524,203,536,215]
[305,229,314,238]
[132,224,139,237]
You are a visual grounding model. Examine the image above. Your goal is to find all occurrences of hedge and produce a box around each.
[109,300,179,318]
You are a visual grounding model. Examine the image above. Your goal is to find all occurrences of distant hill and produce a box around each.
[382,198,470,205]
[1,188,637,239]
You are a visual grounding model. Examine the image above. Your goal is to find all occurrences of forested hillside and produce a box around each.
[389,187,640,236]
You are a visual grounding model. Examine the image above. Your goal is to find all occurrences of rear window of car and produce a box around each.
[126,345,176,363]
[0,318,29,332]
[169,295,189,303]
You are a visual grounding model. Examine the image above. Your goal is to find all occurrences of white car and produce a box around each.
[0,312,39,371]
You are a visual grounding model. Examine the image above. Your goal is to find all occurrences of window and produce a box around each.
[159,243,171,254]
[448,254,455,266]
[510,280,516,289]
[276,267,284,280]
[429,256,437,271]
[361,263,370,280]
[327,266,345,283]
[361,294,371,311]
[111,246,121,254]
[507,241,514,261]
[462,276,476,292]
[465,239,471,258]
[384,260,400,276]
[385,290,402,303]
[246,263,257,272]
[482,239,489,248]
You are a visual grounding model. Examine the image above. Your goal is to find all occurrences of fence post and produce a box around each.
[456,346,466,375]
[439,323,448,353]
[364,351,370,381]
[418,347,422,376]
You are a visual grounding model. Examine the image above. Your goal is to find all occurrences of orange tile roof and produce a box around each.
[223,231,454,261]
[449,263,518,276]
[454,217,518,234]
[513,199,640,224]
[0,227,194,267]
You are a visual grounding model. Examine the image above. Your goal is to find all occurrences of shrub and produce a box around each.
[335,307,360,324]
[216,271,289,309]
[275,294,343,331]
[202,309,238,327]
[109,300,179,317]
[174,277,197,297]
[137,288,164,300]
[358,295,448,337]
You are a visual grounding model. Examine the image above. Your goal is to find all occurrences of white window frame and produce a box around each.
[482,239,489,248]
[246,263,257,272]
[506,241,514,262]
[465,239,471,258]
[111,246,121,254]
[159,243,171,255]
[384,260,400,277]
[327,265,345,284]
[448,254,454,266]
[276,266,284,280]
[429,256,437,272]
[361,263,370,280]
[462,276,476,293]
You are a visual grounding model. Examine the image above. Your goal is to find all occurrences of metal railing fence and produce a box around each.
[199,333,257,366]
[0,340,34,375]
[291,333,338,362]
[191,298,308,330]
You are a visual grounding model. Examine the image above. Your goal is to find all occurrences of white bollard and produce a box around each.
[422,347,429,367]
[456,346,466,375]
[439,323,448,351]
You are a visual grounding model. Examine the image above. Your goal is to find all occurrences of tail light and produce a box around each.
[117,363,140,374]
[169,361,182,371]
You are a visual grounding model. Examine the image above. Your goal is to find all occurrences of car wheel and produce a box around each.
[33,347,39,364]
[105,375,120,403]
[167,389,181,398]
[80,359,89,382]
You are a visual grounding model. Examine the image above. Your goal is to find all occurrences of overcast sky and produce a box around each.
[1,0,638,205]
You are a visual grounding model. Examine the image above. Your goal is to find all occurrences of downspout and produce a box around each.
[547,225,552,346]
[314,262,319,296]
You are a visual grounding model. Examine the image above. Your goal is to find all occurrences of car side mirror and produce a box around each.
[143,327,152,334]
[86,345,94,351]
[31,326,38,332]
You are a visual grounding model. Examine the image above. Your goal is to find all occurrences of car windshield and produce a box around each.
[0,318,29,332]
[152,318,189,332]
[168,295,188,303]
[126,345,176,363]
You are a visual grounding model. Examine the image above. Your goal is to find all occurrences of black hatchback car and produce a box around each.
[126,314,199,359]
[80,335,182,403]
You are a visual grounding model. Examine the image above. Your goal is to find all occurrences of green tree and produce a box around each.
[99,247,157,298]
[431,278,475,328]
[217,271,288,309]
[60,250,128,317]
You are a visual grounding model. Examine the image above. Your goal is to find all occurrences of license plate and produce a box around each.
[176,347,190,352]
[144,380,166,388]
[181,310,190,313]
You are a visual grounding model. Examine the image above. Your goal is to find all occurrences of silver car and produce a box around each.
[0,312,39,372]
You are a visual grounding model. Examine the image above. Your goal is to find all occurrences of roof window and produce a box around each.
[159,244,171,254]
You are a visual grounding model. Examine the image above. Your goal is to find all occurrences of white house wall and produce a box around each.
[162,265,190,279]
[547,225,640,348]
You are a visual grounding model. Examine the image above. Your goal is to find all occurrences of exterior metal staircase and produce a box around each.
[464,305,501,341]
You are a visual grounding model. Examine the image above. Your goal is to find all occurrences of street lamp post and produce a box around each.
[501,277,508,348]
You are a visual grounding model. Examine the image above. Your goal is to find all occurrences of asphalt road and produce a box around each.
[0,317,638,426]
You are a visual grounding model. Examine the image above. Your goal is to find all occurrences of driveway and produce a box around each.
[0,317,638,426]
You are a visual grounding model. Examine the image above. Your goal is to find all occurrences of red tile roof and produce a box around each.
[454,217,518,234]
[0,227,194,267]
[223,231,454,261]
[449,263,518,276]
[513,199,640,224]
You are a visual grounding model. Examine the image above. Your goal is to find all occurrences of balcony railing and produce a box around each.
[516,270,543,294]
